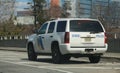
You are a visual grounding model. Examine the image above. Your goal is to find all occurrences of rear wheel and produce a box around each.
[51,43,63,64]
[28,44,37,61]
[89,56,101,63]
[62,55,71,62]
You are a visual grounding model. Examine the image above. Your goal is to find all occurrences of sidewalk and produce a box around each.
[103,52,120,59]
[0,47,120,59]
[0,47,27,52]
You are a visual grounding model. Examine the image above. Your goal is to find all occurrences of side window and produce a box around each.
[57,21,67,32]
[39,23,48,34]
[48,22,55,33]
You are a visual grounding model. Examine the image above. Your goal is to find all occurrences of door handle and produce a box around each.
[42,37,44,39]
[50,36,53,38]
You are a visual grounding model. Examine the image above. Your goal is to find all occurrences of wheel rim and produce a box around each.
[28,44,37,61]
[28,46,31,55]
[53,48,59,61]
[28,45,33,56]
[89,56,100,63]
[52,44,61,63]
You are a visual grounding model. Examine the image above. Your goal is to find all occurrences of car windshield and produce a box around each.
[70,20,104,32]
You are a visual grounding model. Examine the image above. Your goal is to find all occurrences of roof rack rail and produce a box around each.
[50,18,56,20]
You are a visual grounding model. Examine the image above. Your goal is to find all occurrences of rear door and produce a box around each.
[45,21,56,52]
[70,20,105,48]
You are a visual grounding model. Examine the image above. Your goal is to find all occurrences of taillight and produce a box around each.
[104,32,107,44]
[64,32,69,43]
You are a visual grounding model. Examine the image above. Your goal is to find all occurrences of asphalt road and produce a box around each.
[0,50,120,73]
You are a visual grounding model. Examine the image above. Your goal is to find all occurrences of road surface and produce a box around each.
[0,50,120,73]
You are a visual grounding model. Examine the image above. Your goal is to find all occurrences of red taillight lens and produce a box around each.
[64,32,69,43]
[105,32,107,44]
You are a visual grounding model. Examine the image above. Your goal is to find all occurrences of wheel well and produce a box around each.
[27,42,33,50]
[51,41,59,49]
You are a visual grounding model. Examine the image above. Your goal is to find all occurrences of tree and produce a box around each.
[29,0,47,29]
[49,4,62,18]
[91,0,110,28]
[0,0,15,22]
[0,0,16,36]
[61,0,72,18]
[91,0,120,33]
[108,1,120,27]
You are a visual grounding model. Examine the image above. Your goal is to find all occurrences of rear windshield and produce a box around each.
[70,20,104,32]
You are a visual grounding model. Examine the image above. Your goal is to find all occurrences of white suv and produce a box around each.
[27,18,108,64]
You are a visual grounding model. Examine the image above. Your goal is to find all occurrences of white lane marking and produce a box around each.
[17,61,49,64]
[93,63,120,66]
[11,61,120,70]
[43,68,73,73]
[115,68,120,70]
[0,59,120,73]
[0,60,73,73]
[37,66,113,70]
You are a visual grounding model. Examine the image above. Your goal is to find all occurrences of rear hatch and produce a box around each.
[70,20,105,48]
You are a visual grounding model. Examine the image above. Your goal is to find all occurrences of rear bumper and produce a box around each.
[59,44,108,55]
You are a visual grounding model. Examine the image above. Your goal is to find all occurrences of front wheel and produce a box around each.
[28,44,37,61]
[89,56,101,63]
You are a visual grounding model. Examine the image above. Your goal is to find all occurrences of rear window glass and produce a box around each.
[70,20,104,32]
[57,21,67,32]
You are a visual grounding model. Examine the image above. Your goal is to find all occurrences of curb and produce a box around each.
[0,47,27,52]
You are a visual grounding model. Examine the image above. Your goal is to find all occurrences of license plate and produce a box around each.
[85,49,93,52]
[85,38,91,42]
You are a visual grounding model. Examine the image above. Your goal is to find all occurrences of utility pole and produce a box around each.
[27,0,37,29]
[33,0,37,29]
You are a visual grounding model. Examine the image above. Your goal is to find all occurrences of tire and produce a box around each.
[28,44,37,61]
[51,43,63,64]
[62,55,71,62]
[89,56,101,63]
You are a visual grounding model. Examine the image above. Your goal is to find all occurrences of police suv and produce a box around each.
[27,18,108,64]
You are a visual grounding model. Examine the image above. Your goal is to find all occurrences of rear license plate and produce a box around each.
[85,38,91,42]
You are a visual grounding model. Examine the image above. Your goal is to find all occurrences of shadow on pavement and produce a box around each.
[22,57,120,64]
[21,58,90,64]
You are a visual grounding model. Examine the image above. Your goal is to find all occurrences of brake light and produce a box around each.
[64,32,69,43]
[104,32,107,44]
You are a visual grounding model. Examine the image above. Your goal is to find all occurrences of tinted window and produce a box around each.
[70,20,104,32]
[57,21,67,32]
[48,22,55,33]
[39,23,48,34]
